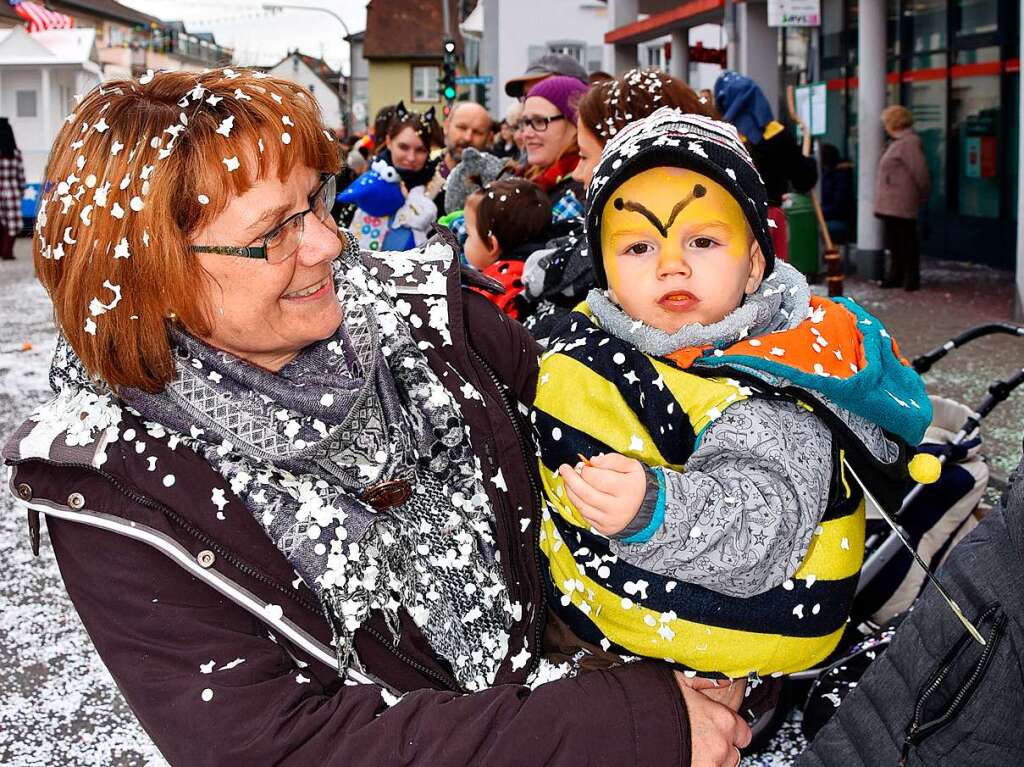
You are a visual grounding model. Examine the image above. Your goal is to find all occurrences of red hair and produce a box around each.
[34,68,340,392]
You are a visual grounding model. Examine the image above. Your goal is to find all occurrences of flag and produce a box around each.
[8,0,75,33]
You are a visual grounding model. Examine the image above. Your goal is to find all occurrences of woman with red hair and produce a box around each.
[3,68,750,766]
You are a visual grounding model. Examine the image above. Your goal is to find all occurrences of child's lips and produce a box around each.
[658,290,700,312]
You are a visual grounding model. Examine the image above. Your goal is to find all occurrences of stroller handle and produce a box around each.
[912,323,1024,374]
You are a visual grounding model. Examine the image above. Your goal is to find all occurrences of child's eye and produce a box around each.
[624,242,653,256]
[690,236,718,249]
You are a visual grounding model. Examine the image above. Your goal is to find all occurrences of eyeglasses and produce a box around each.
[191,173,337,264]
[514,114,565,133]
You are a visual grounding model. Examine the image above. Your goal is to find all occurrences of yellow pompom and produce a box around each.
[908,453,942,485]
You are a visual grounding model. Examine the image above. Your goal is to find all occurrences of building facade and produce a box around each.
[267,51,346,134]
[604,0,1021,310]
[362,0,464,127]
[480,0,608,118]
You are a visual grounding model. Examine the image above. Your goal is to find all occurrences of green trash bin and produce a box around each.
[782,192,819,278]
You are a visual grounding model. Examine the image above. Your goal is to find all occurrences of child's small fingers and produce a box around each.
[563,483,609,525]
[589,452,643,474]
[560,465,615,509]
[578,465,634,495]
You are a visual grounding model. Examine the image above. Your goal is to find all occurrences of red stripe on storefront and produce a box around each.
[901,67,947,82]
[604,0,725,44]
[827,58,1019,90]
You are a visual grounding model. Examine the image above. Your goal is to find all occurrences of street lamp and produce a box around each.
[262,4,353,134]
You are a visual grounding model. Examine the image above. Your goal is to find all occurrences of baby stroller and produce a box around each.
[749,322,1024,750]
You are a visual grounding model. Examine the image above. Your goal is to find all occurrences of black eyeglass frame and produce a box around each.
[515,114,566,133]
[191,173,337,262]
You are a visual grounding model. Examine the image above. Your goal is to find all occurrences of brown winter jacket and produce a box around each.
[873,130,931,220]
[3,246,690,766]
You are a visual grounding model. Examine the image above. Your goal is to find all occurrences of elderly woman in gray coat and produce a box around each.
[874,105,931,291]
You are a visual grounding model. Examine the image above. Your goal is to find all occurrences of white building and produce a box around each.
[0,26,102,181]
[478,0,608,119]
[266,51,345,133]
[346,31,368,134]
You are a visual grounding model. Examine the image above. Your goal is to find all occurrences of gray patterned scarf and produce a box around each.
[103,249,515,690]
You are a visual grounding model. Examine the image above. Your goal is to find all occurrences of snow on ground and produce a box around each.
[2,237,1021,765]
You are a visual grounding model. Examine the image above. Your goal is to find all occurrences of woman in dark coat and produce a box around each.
[4,67,752,767]
[0,117,26,260]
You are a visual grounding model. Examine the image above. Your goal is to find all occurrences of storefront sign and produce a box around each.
[768,0,821,27]
[794,81,828,136]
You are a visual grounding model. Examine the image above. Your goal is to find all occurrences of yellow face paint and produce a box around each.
[600,167,750,296]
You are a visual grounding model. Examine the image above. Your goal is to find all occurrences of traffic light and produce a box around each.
[441,37,458,107]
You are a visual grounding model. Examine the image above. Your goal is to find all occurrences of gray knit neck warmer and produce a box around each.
[586,261,810,356]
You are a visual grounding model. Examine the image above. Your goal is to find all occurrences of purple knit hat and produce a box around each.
[525,75,590,126]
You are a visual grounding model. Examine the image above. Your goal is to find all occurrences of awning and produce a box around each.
[605,0,725,46]
[0,25,98,67]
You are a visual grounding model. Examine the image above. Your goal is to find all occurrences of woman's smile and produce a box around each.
[282,275,332,301]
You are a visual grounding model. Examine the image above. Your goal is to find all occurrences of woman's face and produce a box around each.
[572,121,604,189]
[189,165,344,371]
[521,96,577,169]
[387,126,429,172]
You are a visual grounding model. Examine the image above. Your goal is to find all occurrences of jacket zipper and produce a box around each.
[16,456,468,691]
[898,604,1005,765]
[13,457,324,614]
[469,347,545,679]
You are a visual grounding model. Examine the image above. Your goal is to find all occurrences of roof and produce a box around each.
[57,0,160,26]
[363,0,464,60]
[0,1,158,28]
[267,50,343,92]
[0,25,98,67]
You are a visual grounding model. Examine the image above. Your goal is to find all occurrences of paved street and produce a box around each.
[0,236,1020,765]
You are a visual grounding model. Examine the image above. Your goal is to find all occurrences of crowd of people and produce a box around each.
[6,52,1012,767]
[330,58,838,340]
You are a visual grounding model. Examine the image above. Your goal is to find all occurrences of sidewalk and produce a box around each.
[831,259,1024,483]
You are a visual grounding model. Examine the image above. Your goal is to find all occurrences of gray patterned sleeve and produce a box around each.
[609,397,833,598]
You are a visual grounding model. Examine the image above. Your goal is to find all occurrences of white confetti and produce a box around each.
[223,156,240,172]
[216,115,234,137]
[113,236,131,260]
[162,474,176,487]
[201,688,213,702]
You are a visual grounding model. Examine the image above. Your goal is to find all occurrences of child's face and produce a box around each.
[600,167,765,334]
[463,196,498,269]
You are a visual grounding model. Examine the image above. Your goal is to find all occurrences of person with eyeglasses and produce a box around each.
[518,76,589,225]
[5,67,756,767]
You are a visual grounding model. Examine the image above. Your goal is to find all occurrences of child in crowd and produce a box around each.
[463,178,552,320]
[533,108,934,689]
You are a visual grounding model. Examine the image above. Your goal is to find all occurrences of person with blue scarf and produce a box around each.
[713,72,818,262]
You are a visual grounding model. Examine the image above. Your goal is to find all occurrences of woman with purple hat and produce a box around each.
[518,75,590,223]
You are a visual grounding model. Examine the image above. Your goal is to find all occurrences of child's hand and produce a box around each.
[558,453,647,536]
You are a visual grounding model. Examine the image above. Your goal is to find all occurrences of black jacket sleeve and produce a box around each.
[462,287,542,406]
[47,514,690,767]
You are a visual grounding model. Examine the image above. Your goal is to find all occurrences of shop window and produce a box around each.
[411,66,439,103]
[951,71,1000,217]
[904,75,947,212]
[16,90,37,118]
[955,0,998,38]
[904,0,947,54]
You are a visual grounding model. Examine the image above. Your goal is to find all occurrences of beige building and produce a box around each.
[362,0,463,127]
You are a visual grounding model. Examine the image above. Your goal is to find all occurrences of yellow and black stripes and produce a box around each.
[534,310,867,676]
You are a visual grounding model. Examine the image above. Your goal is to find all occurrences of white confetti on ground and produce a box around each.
[0,252,167,765]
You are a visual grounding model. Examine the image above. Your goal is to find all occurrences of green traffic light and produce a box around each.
[443,86,457,100]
